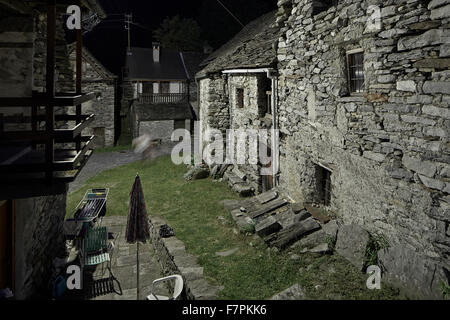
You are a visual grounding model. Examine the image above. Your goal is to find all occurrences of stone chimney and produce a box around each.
[152,42,160,63]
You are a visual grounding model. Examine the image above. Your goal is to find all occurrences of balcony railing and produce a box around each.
[138,93,188,104]
[0,92,95,188]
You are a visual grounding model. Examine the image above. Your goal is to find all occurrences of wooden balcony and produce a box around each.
[0,92,96,199]
[138,93,188,104]
[0,1,97,199]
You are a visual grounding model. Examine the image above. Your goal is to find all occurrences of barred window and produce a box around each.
[347,51,365,93]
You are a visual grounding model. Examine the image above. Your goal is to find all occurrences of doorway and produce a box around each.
[261,146,273,192]
[93,127,106,148]
[0,200,14,291]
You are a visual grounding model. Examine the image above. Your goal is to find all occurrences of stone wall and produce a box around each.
[227,74,274,193]
[14,194,67,299]
[33,11,75,93]
[0,6,72,299]
[67,50,116,147]
[138,120,175,142]
[0,10,34,130]
[148,215,220,300]
[80,83,115,147]
[199,75,230,152]
[275,0,450,298]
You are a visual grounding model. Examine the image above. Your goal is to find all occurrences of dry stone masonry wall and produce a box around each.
[276,0,449,298]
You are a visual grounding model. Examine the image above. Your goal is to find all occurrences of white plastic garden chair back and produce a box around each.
[146,274,184,300]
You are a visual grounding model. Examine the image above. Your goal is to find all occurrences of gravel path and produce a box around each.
[68,143,176,194]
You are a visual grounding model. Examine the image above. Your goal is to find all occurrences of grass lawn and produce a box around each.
[67,155,405,300]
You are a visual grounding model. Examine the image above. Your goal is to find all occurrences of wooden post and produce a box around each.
[136,242,140,300]
[31,102,37,150]
[45,0,56,181]
[75,26,82,151]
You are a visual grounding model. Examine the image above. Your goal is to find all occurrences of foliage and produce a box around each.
[365,233,389,268]
[440,281,450,299]
[153,15,202,51]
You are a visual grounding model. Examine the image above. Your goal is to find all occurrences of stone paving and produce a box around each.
[85,216,169,300]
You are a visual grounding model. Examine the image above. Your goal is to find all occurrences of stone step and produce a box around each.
[255,215,282,237]
[232,182,253,197]
[255,189,279,204]
[264,217,321,249]
[226,172,244,186]
[247,197,289,219]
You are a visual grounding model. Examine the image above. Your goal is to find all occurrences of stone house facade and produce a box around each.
[197,11,282,195]
[198,0,450,298]
[69,45,117,148]
[123,45,204,142]
[0,0,105,299]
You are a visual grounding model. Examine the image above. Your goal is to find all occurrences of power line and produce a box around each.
[131,22,152,32]
[215,0,245,28]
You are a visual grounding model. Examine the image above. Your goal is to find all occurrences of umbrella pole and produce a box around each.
[137,241,140,300]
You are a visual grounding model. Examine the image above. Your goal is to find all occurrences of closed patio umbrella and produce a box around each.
[125,174,150,300]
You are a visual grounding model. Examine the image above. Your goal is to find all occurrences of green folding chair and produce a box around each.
[80,226,113,278]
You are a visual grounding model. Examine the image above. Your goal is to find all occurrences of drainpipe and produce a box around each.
[222,68,279,187]
[269,75,279,188]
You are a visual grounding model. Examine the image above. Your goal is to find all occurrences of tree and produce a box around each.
[153,15,203,51]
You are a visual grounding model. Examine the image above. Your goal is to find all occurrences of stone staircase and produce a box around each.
[223,189,337,251]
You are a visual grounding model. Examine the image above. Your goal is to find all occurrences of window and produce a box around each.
[347,50,365,93]
[312,0,337,16]
[262,76,272,115]
[236,88,244,108]
[160,81,170,93]
[315,165,332,206]
[143,82,153,94]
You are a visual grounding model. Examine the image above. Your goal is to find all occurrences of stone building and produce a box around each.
[198,0,450,299]
[0,0,105,299]
[68,44,118,148]
[124,45,203,142]
[196,11,282,195]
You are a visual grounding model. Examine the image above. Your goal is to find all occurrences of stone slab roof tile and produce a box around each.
[196,10,281,78]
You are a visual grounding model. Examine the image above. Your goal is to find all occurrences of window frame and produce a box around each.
[346,48,365,95]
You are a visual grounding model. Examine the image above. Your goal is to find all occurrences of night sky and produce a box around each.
[80,0,277,75]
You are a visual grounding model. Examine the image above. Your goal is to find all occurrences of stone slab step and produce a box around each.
[264,217,321,249]
[255,215,282,237]
[304,204,330,223]
[255,189,278,204]
[247,197,289,219]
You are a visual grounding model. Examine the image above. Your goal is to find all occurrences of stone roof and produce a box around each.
[133,103,194,121]
[196,10,280,78]
[67,43,116,80]
[126,47,188,81]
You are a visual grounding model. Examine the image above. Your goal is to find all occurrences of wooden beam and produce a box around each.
[0,136,94,173]
[75,27,82,151]
[0,115,94,141]
[45,0,56,181]
[0,92,96,107]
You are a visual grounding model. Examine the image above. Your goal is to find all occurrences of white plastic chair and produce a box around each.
[146,275,184,300]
